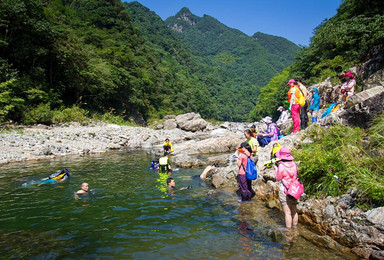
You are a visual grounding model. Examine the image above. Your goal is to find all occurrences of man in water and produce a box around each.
[167,177,191,193]
[76,182,90,195]
[200,163,218,180]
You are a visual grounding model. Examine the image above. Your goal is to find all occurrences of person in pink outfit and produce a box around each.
[286,79,301,133]
[274,147,298,230]
[340,71,356,102]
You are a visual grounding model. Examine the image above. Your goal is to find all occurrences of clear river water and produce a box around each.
[0,150,348,259]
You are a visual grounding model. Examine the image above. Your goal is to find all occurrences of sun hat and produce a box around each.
[261,116,272,124]
[277,106,284,111]
[275,147,294,161]
[343,72,354,79]
[286,79,296,86]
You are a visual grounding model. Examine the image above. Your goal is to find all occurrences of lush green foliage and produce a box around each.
[294,120,384,207]
[0,0,298,124]
[250,0,384,120]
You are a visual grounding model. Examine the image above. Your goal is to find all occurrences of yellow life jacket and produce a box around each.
[159,156,169,173]
[163,141,174,152]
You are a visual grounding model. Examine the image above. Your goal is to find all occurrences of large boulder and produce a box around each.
[175,112,209,132]
[163,119,177,130]
[340,85,384,128]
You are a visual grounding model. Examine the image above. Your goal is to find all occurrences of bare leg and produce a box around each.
[289,203,298,227]
[282,204,292,228]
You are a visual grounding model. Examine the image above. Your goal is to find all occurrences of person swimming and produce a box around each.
[76,182,90,195]
[38,169,70,184]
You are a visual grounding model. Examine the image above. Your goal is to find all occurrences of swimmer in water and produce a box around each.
[76,182,90,195]
[167,177,191,193]
[200,163,218,180]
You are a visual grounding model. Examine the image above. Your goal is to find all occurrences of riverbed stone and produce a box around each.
[366,207,384,226]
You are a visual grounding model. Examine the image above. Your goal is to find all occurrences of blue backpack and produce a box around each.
[242,155,258,180]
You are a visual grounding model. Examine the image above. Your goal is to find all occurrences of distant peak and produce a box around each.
[176,7,192,16]
[175,7,198,26]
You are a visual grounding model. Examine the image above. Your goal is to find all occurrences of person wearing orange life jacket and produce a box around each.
[286,79,301,133]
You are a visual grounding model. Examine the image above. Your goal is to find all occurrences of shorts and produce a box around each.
[279,186,297,207]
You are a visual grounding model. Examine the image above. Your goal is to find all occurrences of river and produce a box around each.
[0,150,346,259]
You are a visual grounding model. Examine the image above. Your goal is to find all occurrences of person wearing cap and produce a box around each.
[286,79,301,133]
[308,88,321,123]
[236,142,255,201]
[274,147,298,230]
[256,116,279,147]
[276,106,290,126]
[295,79,310,130]
[340,71,356,101]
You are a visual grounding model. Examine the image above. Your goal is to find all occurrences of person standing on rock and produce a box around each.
[274,147,298,230]
[308,88,321,123]
[244,130,258,162]
[276,106,290,126]
[236,142,255,202]
[286,79,301,133]
[295,79,310,130]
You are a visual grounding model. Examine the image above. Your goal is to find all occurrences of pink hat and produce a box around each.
[275,147,294,161]
[343,72,354,79]
[286,79,296,86]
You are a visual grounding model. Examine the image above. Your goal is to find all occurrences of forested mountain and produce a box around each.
[0,0,299,124]
[249,0,384,121]
[165,8,300,87]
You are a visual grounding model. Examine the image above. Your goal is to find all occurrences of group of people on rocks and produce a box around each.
[277,71,355,133]
[152,71,356,230]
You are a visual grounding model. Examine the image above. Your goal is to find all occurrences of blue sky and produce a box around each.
[125,0,342,46]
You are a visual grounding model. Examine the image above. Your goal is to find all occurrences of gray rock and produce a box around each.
[366,207,384,226]
[163,119,177,130]
[323,205,336,219]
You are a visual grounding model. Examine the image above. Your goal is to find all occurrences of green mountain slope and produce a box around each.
[165,8,300,87]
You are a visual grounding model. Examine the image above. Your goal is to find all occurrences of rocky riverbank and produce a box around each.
[1,75,384,259]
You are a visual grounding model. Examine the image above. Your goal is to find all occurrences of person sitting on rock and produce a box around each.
[257,116,279,147]
[250,125,257,138]
[276,106,290,126]
[340,71,356,102]
[163,138,174,154]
